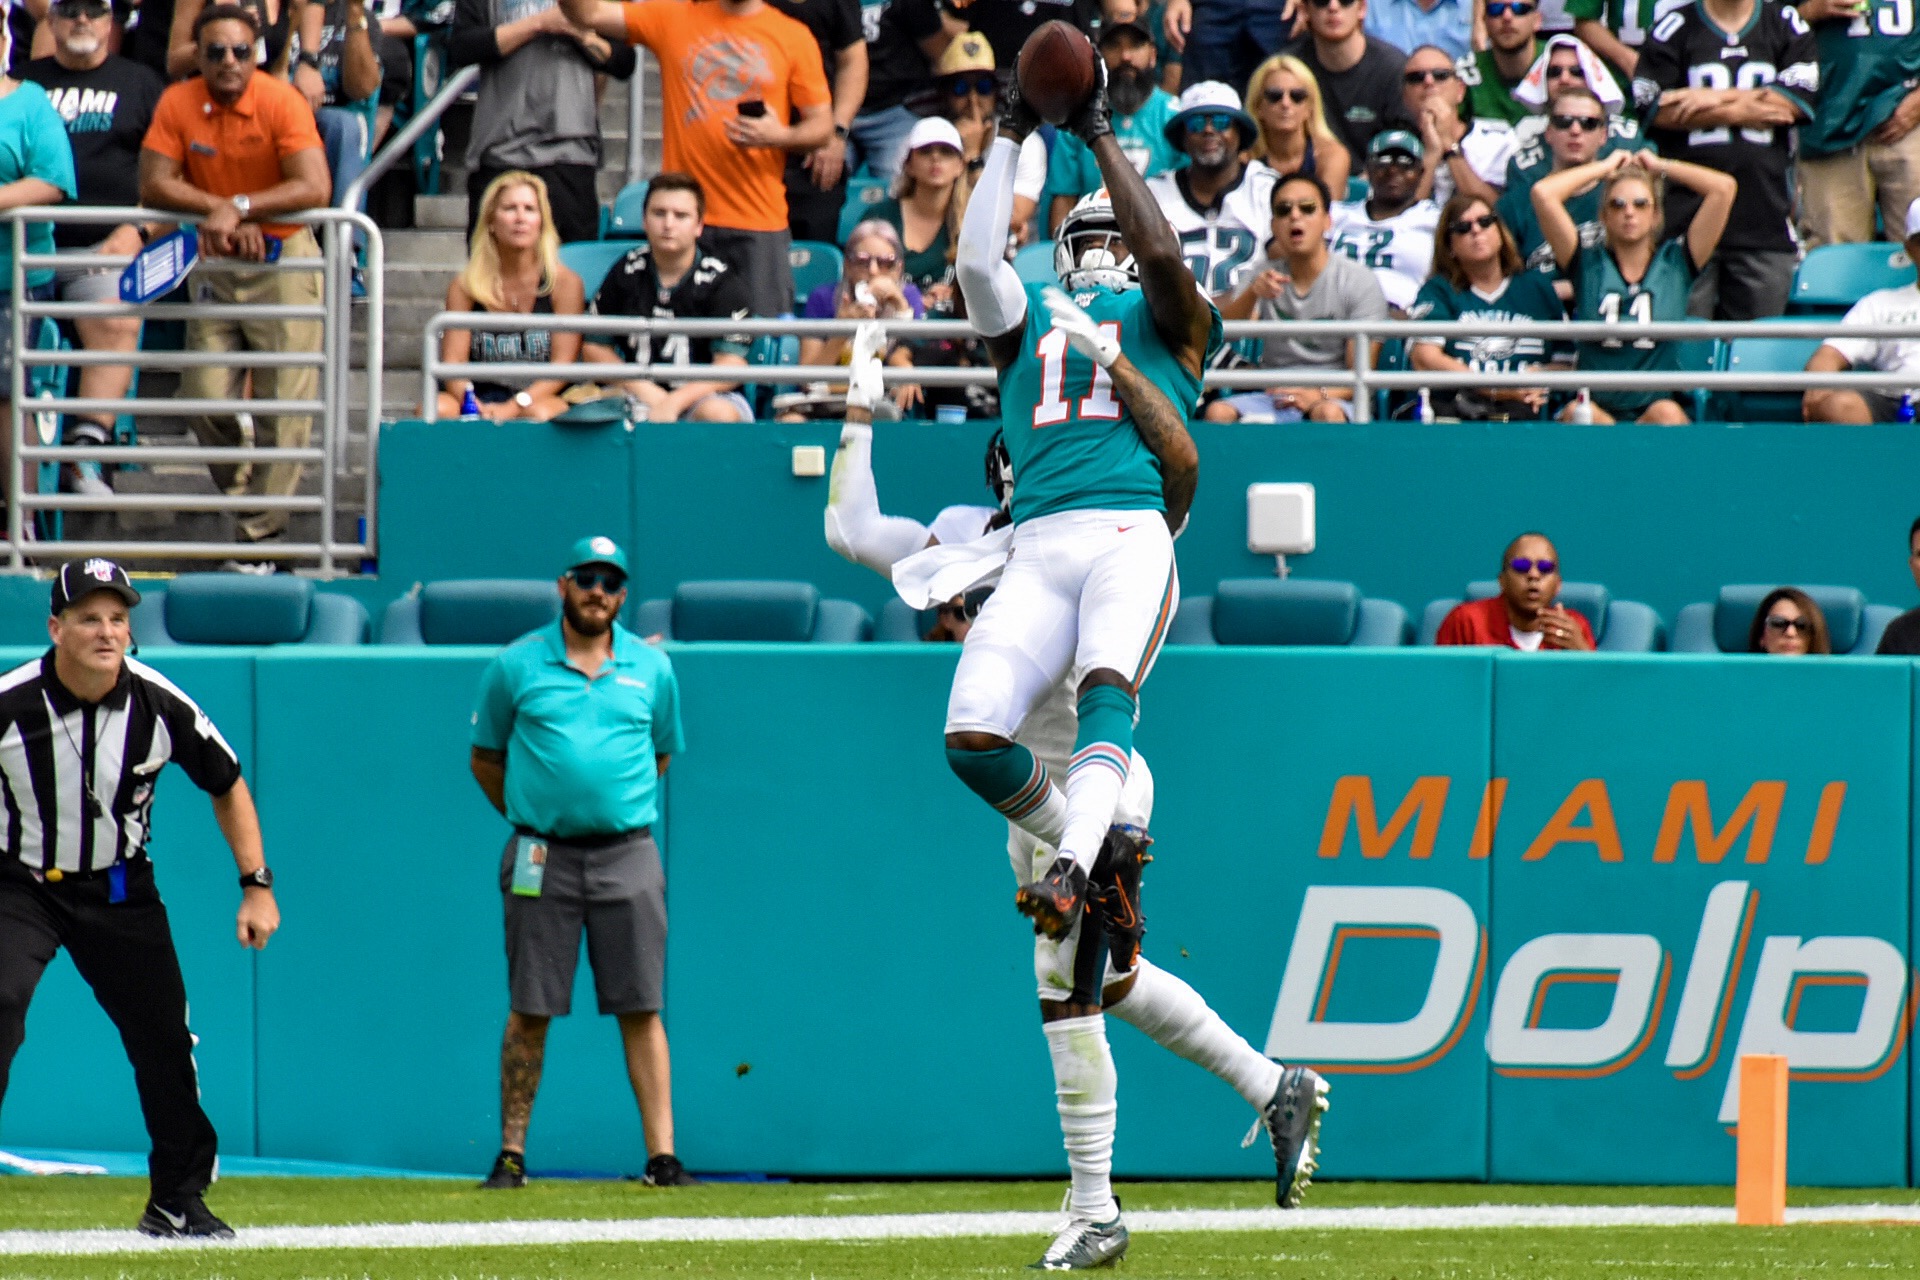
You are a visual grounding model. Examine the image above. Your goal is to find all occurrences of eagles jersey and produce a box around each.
[1329,199,1440,311]
[1409,271,1569,369]
[1496,178,1605,277]
[1632,0,1819,251]
[589,244,753,368]
[1146,167,1270,297]
[1570,237,1697,410]
[997,281,1223,524]
[1793,0,1917,156]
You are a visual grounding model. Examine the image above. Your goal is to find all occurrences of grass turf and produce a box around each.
[5,1180,1920,1279]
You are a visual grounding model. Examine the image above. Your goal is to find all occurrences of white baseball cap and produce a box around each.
[1906,196,1920,239]
[904,116,965,155]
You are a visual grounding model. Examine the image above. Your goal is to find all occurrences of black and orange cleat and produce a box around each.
[1016,856,1088,941]
[1088,823,1152,972]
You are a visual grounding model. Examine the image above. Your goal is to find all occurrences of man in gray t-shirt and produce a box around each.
[451,0,636,243]
[1209,171,1389,423]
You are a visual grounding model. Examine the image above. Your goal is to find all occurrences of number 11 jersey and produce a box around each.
[996,281,1221,524]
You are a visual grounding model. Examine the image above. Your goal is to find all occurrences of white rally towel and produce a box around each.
[0,1150,107,1176]
[1513,34,1627,114]
[891,523,1014,610]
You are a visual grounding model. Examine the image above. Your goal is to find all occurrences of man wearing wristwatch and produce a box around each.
[139,3,331,555]
[0,558,279,1240]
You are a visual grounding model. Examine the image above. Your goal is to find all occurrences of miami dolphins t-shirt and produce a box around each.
[20,56,159,250]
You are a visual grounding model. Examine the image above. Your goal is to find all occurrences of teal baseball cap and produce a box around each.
[565,535,629,575]
[1368,129,1424,161]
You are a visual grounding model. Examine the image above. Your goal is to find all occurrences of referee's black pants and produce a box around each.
[0,859,218,1203]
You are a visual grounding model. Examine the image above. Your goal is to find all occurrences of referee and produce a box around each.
[0,559,278,1239]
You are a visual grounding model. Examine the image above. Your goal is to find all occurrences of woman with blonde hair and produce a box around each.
[871,116,974,317]
[436,171,585,421]
[1244,54,1350,211]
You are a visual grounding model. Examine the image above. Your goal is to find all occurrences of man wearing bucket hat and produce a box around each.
[1146,81,1270,297]
[469,535,693,1190]
[0,559,275,1239]
[1330,126,1442,311]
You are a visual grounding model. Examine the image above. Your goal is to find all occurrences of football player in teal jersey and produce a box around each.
[1533,148,1735,422]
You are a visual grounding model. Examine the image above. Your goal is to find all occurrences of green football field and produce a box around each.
[4,1178,1920,1279]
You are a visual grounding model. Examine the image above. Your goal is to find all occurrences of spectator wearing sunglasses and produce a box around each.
[1457,0,1543,128]
[1803,198,1920,424]
[583,174,755,423]
[470,535,696,1193]
[1435,533,1595,649]
[1329,127,1440,312]
[1285,0,1407,160]
[1402,45,1512,208]
[1495,84,1621,289]
[785,219,922,418]
[1631,0,1816,322]
[872,115,972,316]
[1364,0,1472,61]
[1241,53,1350,216]
[139,3,330,550]
[1748,588,1831,655]
[1874,517,1920,655]
[1049,19,1184,234]
[1507,34,1643,152]
[1409,193,1569,418]
[1213,171,1387,422]
[1533,149,1735,423]
[1147,81,1268,297]
[931,33,1047,244]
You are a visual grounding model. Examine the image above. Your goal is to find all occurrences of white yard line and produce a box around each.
[3,1203,1918,1257]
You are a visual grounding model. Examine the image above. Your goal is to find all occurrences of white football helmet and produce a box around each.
[1053,189,1138,293]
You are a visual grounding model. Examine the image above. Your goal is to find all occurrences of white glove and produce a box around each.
[1042,285,1120,369]
[845,319,887,411]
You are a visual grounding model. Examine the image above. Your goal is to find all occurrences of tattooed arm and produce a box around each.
[1108,351,1199,534]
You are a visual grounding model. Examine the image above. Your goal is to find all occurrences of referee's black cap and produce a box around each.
[51,558,142,615]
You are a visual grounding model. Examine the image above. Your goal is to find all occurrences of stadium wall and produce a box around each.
[379,420,1920,626]
[3,646,1915,1187]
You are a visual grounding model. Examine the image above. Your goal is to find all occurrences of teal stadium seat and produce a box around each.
[1171,579,1409,646]
[1714,328,1824,422]
[789,241,844,310]
[1014,240,1056,286]
[1416,580,1665,651]
[1674,322,1719,421]
[132,575,369,647]
[631,581,873,642]
[559,240,638,300]
[1669,583,1898,654]
[380,579,561,644]
[1790,242,1915,312]
[877,596,936,641]
[838,172,890,245]
[607,181,649,238]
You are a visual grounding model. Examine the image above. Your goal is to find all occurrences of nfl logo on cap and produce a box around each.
[84,558,115,582]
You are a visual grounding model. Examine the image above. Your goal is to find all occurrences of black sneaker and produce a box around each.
[1088,824,1153,973]
[1262,1066,1331,1207]
[480,1149,528,1189]
[1015,856,1089,941]
[642,1153,700,1186]
[136,1194,235,1239]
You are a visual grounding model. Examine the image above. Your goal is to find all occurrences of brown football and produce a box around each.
[1016,21,1099,126]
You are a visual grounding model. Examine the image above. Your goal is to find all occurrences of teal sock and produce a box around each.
[1061,685,1137,871]
[947,742,1068,843]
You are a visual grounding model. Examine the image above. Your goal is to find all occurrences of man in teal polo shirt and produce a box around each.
[468,535,693,1191]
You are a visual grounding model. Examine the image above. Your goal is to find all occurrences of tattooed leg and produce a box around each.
[500,1012,550,1153]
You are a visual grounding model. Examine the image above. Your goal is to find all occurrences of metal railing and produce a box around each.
[5,205,382,573]
[341,62,480,216]
[418,313,1920,423]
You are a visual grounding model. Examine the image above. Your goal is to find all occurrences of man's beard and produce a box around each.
[1108,63,1153,117]
[562,597,613,636]
[61,32,102,56]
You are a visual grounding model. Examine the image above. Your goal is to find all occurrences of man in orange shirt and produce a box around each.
[561,0,833,316]
[1434,531,1596,650]
[138,4,331,555]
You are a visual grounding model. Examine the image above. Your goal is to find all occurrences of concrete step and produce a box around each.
[415,194,467,230]
[385,228,469,268]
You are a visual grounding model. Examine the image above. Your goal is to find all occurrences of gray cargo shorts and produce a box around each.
[500,829,665,1017]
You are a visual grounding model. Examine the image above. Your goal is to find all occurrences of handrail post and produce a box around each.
[626,54,647,188]
[318,218,340,575]
[340,64,481,215]
[1352,329,1372,423]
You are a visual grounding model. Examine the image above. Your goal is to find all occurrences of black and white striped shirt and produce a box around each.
[0,652,242,874]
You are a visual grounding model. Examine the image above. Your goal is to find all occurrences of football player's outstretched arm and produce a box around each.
[1067,72,1211,378]
[1043,288,1198,532]
[825,323,935,573]
[956,86,1040,370]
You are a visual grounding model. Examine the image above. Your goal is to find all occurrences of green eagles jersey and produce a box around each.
[1457,48,1533,126]
[1409,271,1570,368]
[1566,0,1659,47]
[1570,236,1696,411]
[1800,4,1920,157]
[997,281,1222,524]
[1497,180,1603,277]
